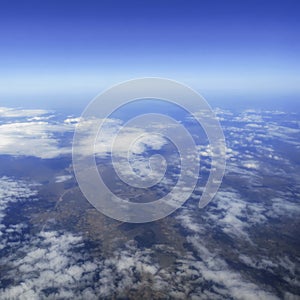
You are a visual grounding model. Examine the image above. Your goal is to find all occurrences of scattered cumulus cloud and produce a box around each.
[55,175,73,183]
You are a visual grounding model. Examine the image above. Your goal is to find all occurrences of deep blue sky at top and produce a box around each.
[0,0,299,110]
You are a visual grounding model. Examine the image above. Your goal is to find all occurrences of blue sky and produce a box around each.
[0,0,299,110]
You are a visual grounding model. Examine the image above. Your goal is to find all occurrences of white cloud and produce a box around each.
[64,117,81,124]
[0,120,73,159]
[0,177,37,246]
[0,107,50,118]
[1,107,299,299]
[243,161,260,170]
[184,235,279,300]
[75,117,168,159]
[267,198,300,217]
[55,175,73,183]
[0,177,298,299]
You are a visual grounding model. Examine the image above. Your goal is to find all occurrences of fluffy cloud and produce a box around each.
[1,107,299,299]
[0,227,281,300]
[1,171,299,300]
[0,107,171,160]
[0,121,74,158]
[0,107,50,118]
[0,177,38,248]
[55,175,73,183]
